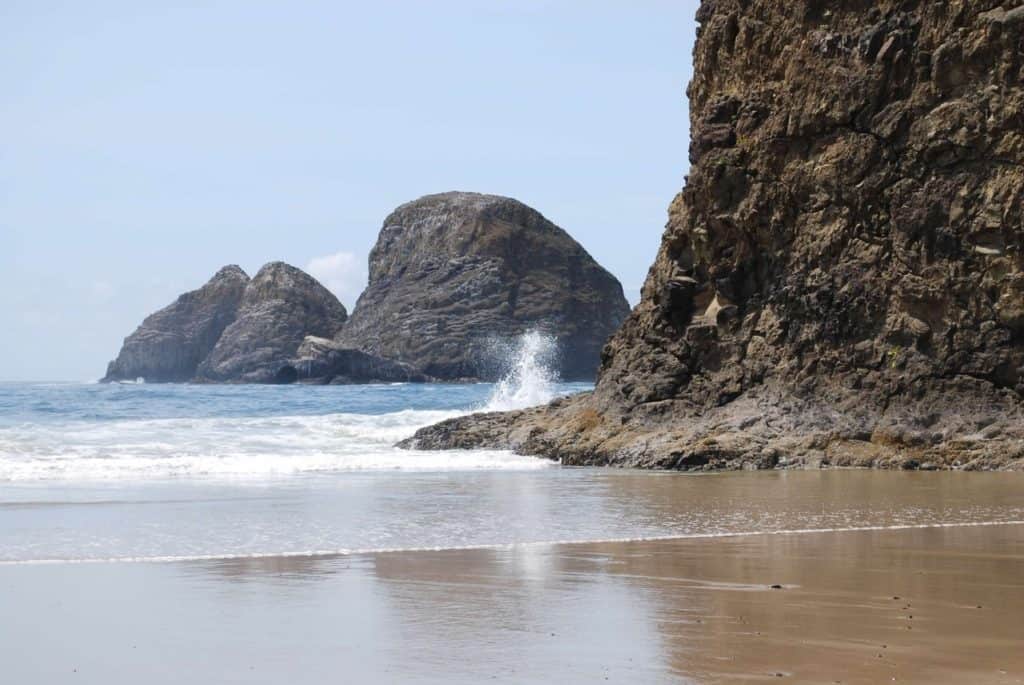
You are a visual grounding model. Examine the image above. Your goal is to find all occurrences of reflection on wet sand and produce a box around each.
[371,544,670,682]
[3,480,1023,683]
[363,525,1024,684]
[190,553,347,583]
[4,471,1023,564]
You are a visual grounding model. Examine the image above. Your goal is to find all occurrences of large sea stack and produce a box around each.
[404,1,1024,470]
[336,192,631,380]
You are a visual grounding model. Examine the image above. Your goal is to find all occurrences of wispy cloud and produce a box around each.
[306,251,367,310]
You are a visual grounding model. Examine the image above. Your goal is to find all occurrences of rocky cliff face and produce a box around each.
[336,192,631,380]
[102,265,250,382]
[404,1,1024,470]
[195,262,349,383]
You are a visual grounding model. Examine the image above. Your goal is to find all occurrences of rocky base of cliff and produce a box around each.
[400,380,1024,472]
[290,337,427,384]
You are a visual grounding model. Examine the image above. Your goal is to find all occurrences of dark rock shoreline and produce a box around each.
[403,0,1024,471]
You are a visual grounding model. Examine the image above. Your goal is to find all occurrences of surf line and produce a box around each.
[2,519,1023,566]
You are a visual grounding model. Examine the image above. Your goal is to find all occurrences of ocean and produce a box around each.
[2,371,1023,565]
[4,350,1024,684]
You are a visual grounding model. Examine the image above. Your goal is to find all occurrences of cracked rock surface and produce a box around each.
[195,262,349,383]
[103,265,251,383]
[336,192,631,381]
[403,0,1024,471]
[103,262,375,384]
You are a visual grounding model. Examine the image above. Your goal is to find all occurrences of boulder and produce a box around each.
[289,336,427,384]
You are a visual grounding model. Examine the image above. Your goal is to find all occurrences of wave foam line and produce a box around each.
[2,519,1022,567]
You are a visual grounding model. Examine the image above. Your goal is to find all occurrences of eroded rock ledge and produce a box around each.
[402,0,1024,471]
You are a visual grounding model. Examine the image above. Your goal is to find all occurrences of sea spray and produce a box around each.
[483,331,560,412]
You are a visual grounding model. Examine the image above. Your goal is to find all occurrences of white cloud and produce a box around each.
[306,251,367,310]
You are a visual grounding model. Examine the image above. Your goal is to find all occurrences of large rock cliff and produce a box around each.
[404,0,1024,470]
[102,265,250,383]
[335,192,631,381]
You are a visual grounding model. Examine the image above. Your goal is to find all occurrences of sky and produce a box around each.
[1,0,699,381]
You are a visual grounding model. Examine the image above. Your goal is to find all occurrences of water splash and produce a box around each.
[483,331,560,412]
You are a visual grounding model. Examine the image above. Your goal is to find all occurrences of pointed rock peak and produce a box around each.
[102,266,250,383]
[245,261,346,316]
[253,260,299,277]
[249,261,303,284]
[196,259,349,382]
[210,264,249,283]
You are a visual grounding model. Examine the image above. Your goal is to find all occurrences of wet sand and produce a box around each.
[3,522,1022,684]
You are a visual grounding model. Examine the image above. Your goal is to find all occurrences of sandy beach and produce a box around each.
[3,521,1022,684]
[5,1,1024,684]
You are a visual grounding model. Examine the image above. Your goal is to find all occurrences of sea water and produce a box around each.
[1,334,1023,564]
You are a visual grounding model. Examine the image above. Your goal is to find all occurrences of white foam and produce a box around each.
[483,331,559,412]
[0,335,580,482]
[0,409,551,481]
[3,519,1020,566]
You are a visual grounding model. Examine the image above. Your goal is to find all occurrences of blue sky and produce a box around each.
[1,1,698,381]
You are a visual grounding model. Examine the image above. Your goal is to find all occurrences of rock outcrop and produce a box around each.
[104,262,417,384]
[335,192,631,381]
[195,262,349,383]
[290,337,427,385]
[403,0,1024,471]
[102,265,250,383]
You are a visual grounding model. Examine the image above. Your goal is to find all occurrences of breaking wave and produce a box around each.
[0,340,588,482]
[0,409,553,481]
[482,331,560,412]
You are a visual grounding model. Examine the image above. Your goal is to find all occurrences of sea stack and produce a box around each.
[104,262,347,383]
[336,192,631,380]
[195,262,349,383]
[102,265,250,383]
[404,0,1024,471]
